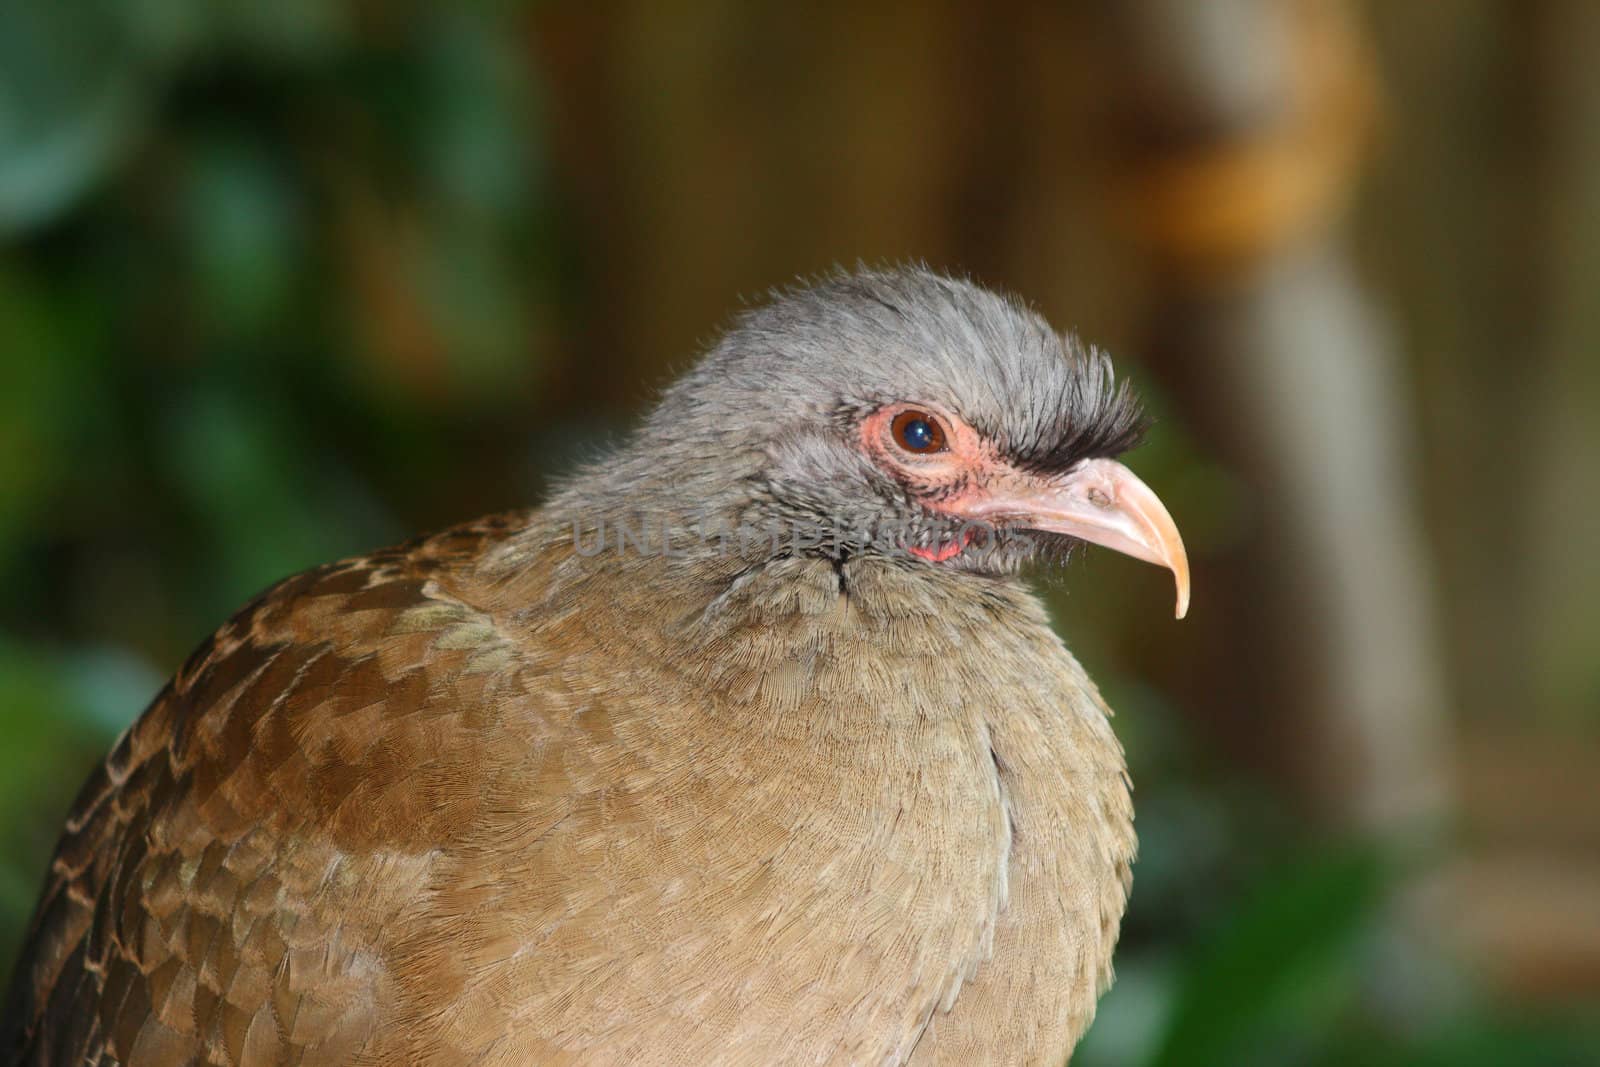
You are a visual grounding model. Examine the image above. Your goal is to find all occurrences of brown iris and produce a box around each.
[890,410,947,454]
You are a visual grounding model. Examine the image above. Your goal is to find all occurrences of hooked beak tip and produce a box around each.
[961,457,1191,619]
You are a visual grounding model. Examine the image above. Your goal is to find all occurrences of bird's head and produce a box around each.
[598,266,1189,617]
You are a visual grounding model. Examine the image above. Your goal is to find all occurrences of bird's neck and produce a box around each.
[480,504,1039,649]
[508,444,791,578]
[478,449,1043,632]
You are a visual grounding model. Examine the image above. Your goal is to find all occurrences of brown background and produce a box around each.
[1,1,1595,1061]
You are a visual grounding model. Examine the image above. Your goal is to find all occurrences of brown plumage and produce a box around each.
[2,267,1187,1065]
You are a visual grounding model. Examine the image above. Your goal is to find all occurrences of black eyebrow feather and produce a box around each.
[1006,354,1151,473]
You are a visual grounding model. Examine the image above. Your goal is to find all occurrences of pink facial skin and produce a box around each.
[857,402,1191,618]
[857,402,1010,507]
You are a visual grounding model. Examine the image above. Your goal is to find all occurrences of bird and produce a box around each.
[1,266,1187,1066]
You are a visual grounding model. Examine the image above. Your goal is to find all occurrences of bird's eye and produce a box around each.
[890,410,947,454]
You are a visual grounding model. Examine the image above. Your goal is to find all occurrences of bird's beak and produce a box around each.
[959,458,1190,619]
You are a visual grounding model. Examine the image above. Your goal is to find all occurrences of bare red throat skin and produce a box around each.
[907,527,978,563]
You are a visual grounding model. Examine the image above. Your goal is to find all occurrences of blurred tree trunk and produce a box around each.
[1367,0,1600,1000]
[1085,0,1450,832]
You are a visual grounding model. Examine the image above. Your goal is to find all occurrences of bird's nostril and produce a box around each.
[1087,487,1113,509]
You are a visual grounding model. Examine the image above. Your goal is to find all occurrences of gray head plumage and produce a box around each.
[655,266,1144,465]
[557,265,1160,578]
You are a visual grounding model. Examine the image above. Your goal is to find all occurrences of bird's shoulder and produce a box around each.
[2,509,563,1064]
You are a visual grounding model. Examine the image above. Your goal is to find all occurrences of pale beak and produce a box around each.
[958,458,1190,618]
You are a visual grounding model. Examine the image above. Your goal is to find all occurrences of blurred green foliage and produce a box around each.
[0,0,561,969]
[0,2,1595,1062]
